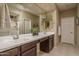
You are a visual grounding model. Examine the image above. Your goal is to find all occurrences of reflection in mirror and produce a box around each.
[0,4,11,36]
[0,3,38,36]
[40,13,53,32]
[19,19,31,34]
[9,12,19,37]
[0,4,19,37]
[31,24,39,36]
[45,20,50,29]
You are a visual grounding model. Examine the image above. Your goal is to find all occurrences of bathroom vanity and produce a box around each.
[0,32,54,56]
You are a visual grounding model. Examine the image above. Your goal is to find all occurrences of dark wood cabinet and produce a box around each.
[20,41,38,56]
[40,37,48,42]
[40,35,54,53]
[49,35,54,51]
[0,47,20,56]
[22,46,37,56]
[0,41,38,56]
[0,34,54,56]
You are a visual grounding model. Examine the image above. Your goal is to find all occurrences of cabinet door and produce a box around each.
[40,35,54,53]
[49,35,54,50]
[0,47,20,56]
[40,39,49,52]
[40,37,48,42]
[22,47,37,56]
[21,41,38,53]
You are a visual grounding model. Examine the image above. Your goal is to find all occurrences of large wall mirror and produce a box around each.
[9,11,19,36]
[40,13,53,32]
[42,17,50,30]
[9,5,32,35]
[0,4,11,36]
[19,18,31,34]
[0,3,37,36]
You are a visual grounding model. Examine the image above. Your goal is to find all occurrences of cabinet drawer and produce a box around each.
[40,37,48,42]
[21,41,37,53]
[40,35,54,53]
[0,47,20,56]
[22,47,37,56]
[49,35,54,39]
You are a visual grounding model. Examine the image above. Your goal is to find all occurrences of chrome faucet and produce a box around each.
[13,22,19,39]
[13,34,19,39]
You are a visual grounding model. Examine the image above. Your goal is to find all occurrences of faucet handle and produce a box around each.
[13,35,19,39]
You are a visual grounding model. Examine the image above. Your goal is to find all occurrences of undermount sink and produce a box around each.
[0,32,54,44]
[0,36,14,43]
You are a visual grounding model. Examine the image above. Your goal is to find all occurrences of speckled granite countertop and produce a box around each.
[0,32,54,52]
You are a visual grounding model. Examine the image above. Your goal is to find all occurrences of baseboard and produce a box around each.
[62,42,74,46]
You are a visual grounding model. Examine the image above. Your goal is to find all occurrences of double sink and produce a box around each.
[1,32,52,43]
[0,32,54,52]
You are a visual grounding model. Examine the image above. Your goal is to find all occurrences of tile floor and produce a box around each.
[38,44,79,56]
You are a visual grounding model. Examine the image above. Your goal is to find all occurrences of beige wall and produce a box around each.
[61,8,76,18]
[77,4,79,46]
[39,8,60,46]
[53,9,60,46]
[0,6,1,27]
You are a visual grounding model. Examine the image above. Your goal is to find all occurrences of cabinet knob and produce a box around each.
[70,32,72,33]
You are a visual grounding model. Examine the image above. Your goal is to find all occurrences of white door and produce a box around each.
[61,16,75,45]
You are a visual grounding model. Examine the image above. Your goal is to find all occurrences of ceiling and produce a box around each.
[0,3,4,7]
[57,3,77,11]
[0,3,77,15]
[21,3,77,15]
[21,3,56,15]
